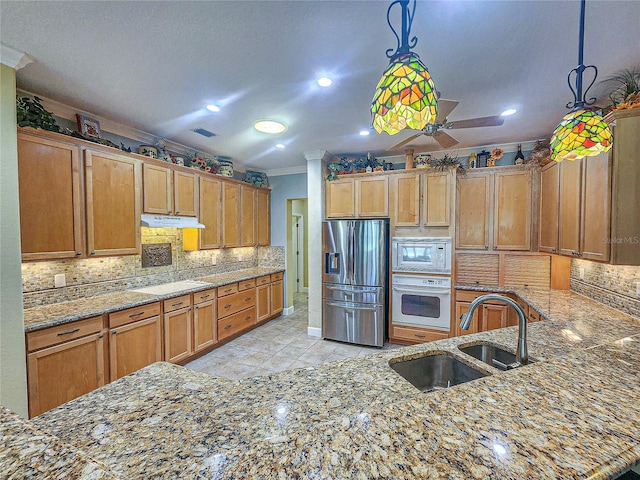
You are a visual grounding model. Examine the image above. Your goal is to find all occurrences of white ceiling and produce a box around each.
[2,1,639,174]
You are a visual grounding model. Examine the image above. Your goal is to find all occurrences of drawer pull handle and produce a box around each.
[245,316,251,321]
[57,328,80,336]
[224,304,232,309]
[529,313,536,318]
[171,302,184,307]
[414,334,426,338]
[129,311,145,318]
[245,297,251,302]
[224,288,232,293]
[224,324,232,330]
[200,294,210,299]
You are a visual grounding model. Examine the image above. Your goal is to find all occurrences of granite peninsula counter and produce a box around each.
[4,288,640,479]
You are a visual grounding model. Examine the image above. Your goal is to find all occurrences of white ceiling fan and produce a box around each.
[387,100,505,151]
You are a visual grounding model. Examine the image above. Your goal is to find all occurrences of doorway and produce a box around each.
[291,213,306,293]
[286,199,308,305]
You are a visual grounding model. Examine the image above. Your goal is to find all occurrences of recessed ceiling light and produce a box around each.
[317,76,332,87]
[254,120,287,134]
[206,104,220,112]
[501,108,517,116]
[275,143,285,149]
[359,130,370,136]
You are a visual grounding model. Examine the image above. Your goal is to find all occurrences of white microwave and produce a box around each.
[392,237,452,274]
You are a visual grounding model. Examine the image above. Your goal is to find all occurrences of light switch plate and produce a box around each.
[211,256,216,265]
[579,267,585,280]
[54,274,66,288]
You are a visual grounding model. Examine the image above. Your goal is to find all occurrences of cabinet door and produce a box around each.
[456,175,491,250]
[580,153,611,262]
[453,301,479,336]
[558,159,582,256]
[193,299,217,353]
[109,316,162,381]
[164,307,192,363]
[256,284,271,323]
[493,170,531,251]
[270,280,284,315]
[539,162,560,253]
[222,182,240,247]
[27,332,105,417]
[18,133,84,260]
[199,176,222,249]
[423,172,450,227]
[142,163,172,214]
[174,171,197,216]
[241,185,257,246]
[256,189,271,246]
[85,150,141,256]
[357,176,389,217]
[325,178,355,218]
[481,304,509,331]
[393,173,420,226]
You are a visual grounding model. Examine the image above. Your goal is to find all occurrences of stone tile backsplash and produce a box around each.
[22,228,285,308]
[571,258,640,318]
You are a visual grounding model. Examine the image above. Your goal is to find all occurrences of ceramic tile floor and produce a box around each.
[185,293,401,380]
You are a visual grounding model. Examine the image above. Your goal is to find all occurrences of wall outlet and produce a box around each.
[54,273,66,288]
[211,256,216,266]
[636,281,640,298]
[579,267,585,280]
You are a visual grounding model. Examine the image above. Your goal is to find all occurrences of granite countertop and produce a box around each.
[23,267,283,332]
[9,288,640,478]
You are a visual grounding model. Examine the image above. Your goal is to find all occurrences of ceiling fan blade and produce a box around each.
[387,132,423,151]
[447,115,505,129]
[433,130,459,149]
[435,99,459,124]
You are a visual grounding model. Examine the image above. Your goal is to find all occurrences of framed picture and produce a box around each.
[76,114,102,139]
[476,150,489,168]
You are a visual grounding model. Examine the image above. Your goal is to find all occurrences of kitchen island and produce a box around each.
[3,287,640,479]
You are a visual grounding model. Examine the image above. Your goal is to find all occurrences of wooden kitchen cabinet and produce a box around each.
[325,177,355,218]
[163,295,192,364]
[270,274,284,316]
[256,188,271,246]
[453,299,480,336]
[217,282,256,341]
[241,185,257,246]
[356,176,389,217]
[481,304,509,331]
[26,315,106,417]
[198,175,222,249]
[85,149,141,257]
[457,167,534,251]
[193,297,217,353]
[256,283,271,323]
[393,173,420,226]
[422,171,450,227]
[539,162,560,254]
[558,158,582,257]
[108,303,162,381]
[142,163,173,215]
[17,132,84,261]
[222,181,240,247]
[173,170,197,216]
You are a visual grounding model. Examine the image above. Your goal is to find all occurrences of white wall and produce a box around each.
[0,62,28,416]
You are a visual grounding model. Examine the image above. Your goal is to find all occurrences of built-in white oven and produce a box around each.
[392,237,452,274]
[391,275,451,331]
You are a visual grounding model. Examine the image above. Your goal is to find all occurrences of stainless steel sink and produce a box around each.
[389,354,488,392]
[458,344,534,371]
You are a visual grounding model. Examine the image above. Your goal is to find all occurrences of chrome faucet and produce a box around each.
[459,294,529,368]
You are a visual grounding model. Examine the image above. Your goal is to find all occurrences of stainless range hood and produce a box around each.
[141,214,205,229]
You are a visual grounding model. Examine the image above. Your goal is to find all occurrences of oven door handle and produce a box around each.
[392,286,451,295]
[326,301,378,311]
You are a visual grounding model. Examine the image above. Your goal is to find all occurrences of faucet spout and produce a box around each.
[459,294,529,366]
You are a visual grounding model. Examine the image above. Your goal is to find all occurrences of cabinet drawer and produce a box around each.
[109,302,161,328]
[193,288,216,304]
[256,275,271,286]
[218,283,238,297]
[163,294,192,313]
[27,316,103,352]
[271,272,283,282]
[238,278,256,291]
[218,307,255,341]
[392,325,449,343]
[217,289,256,319]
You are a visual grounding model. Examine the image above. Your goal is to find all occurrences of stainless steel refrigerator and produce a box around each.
[322,219,388,347]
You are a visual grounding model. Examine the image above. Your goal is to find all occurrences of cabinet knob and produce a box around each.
[176,210,180,214]
[484,246,489,250]
[76,251,82,256]
[111,330,117,335]
[168,209,172,214]
[493,246,497,251]
[90,251,96,255]
[552,248,557,253]
[195,306,199,310]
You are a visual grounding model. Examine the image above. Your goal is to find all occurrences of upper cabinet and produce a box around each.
[18,132,84,261]
[240,185,257,246]
[256,188,271,246]
[142,164,197,216]
[325,176,389,218]
[198,175,222,249]
[222,181,240,248]
[391,170,451,228]
[173,171,197,217]
[422,171,451,227]
[84,149,141,256]
[539,162,560,254]
[456,167,534,251]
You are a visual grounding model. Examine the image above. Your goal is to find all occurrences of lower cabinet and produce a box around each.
[163,295,193,364]
[217,282,256,341]
[256,280,271,323]
[108,303,162,381]
[270,273,284,316]
[391,324,449,344]
[193,288,217,353]
[26,316,106,418]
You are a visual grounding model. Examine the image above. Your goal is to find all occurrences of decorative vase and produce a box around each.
[139,145,158,158]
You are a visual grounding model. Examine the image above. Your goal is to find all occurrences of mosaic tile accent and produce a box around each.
[571,259,640,318]
[21,228,290,307]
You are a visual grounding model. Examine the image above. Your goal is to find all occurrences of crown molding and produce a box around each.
[265,165,307,177]
[1,44,33,70]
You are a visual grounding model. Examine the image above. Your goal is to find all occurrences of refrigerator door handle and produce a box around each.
[325,285,378,292]
[347,222,355,284]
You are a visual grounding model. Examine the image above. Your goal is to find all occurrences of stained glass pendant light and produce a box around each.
[371,0,437,135]
[550,0,612,162]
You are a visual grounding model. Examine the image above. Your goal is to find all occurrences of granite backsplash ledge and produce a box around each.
[571,258,640,318]
[21,226,284,308]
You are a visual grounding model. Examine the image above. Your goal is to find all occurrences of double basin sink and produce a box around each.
[390,343,531,393]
